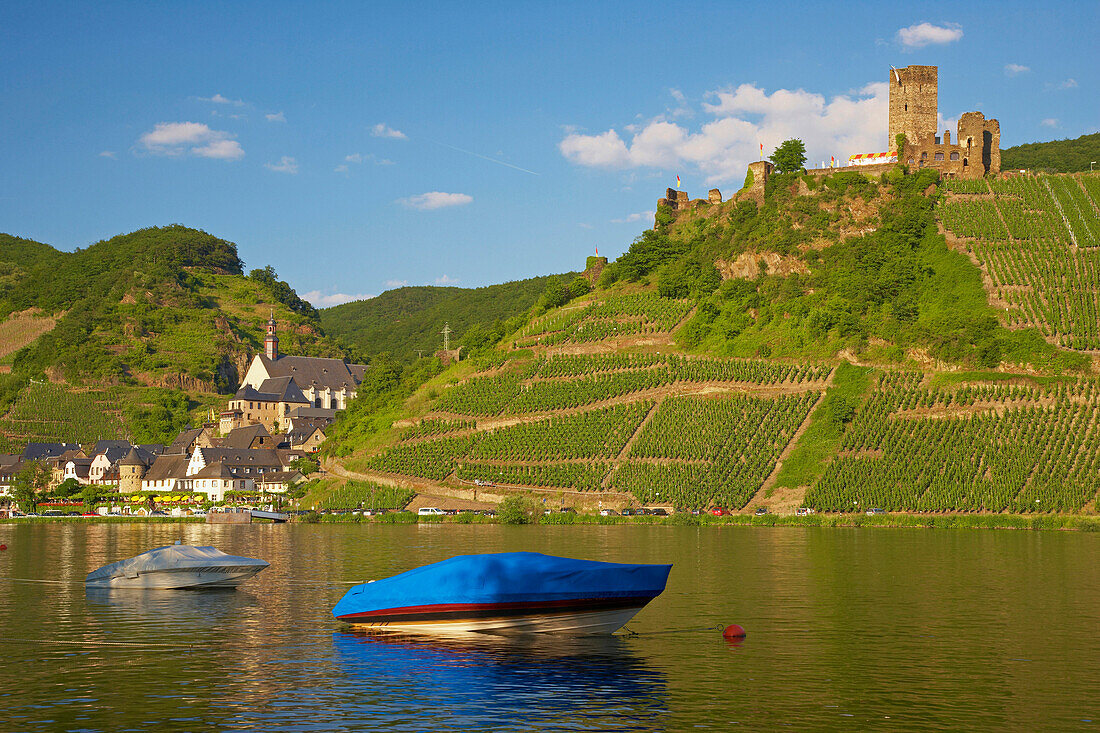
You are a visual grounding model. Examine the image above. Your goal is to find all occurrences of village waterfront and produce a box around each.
[1,522,1098,731]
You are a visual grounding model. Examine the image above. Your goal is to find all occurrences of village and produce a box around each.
[0,314,364,517]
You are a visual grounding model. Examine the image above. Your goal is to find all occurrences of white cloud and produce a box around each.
[265,111,286,122]
[398,191,473,210]
[334,164,349,173]
[345,153,364,163]
[561,81,890,184]
[198,93,246,106]
[371,123,407,139]
[1005,64,1030,76]
[385,279,409,288]
[264,156,298,174]
[1059,78,1078,89]
[138,122,244,160]
[578,223,594,230]
[435,274,460,285]
[302,290,374,307]
[99,150,116,159]
[611,211,655,224]
[896,22,963,48]
[1041,118,1059,127]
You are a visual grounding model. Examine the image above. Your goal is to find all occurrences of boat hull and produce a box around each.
[345,604,651,635]
[86,565,267,590]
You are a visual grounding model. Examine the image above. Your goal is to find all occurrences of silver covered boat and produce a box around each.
[85,544,269,589]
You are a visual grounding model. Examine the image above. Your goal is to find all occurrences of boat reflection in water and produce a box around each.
[84,586,257,634]
[332,631,669,730]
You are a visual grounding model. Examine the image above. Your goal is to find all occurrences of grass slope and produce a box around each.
[321,275,572,362]
[0,225,347,447]
[1001,132,1100,173]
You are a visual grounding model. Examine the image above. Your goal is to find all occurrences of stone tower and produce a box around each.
[889,65,938,149]
[264,311,279,360]
[118,447,145,494]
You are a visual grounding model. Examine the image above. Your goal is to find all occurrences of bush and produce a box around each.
[498,494,538,524]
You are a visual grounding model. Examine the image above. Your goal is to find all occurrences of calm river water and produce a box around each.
[0,523,1097,731]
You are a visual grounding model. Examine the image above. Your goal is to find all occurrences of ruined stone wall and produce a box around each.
[958,112,1001,176]
[656,188,691,211]
[889,65,938,149]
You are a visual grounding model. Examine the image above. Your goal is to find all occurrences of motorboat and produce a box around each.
[332,552,671,635]
[85,543,269,589]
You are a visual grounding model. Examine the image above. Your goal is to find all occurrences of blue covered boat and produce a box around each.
[333,552,672,635]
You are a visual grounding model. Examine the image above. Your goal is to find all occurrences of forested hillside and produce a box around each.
[0,226,347,447]
[321,275,574,363]
[1001,132,1100,173]
[326,169,1100,516]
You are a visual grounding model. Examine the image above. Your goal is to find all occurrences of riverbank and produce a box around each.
[4,512,1098,531]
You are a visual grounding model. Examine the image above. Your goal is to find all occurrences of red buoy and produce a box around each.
[722,624,746,639]
[0,544,6,551]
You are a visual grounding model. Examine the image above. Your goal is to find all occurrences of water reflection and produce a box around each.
[330,631,669,731]
[84,587,256,631]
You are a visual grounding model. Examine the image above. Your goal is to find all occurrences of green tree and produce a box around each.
[13,460,49,514]
[80,484,103,510]
[497,494,538,525]
[770,139,807,173]
[290,455,320,476]
[53,477,82,499]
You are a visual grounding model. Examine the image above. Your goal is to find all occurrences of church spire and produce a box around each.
[265,310,279,360]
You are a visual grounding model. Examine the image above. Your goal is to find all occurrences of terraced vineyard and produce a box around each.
[359,353,830,509]
[513,293,693,347]
[0,381,127,448]
[805,372,1100,513]
[941,173,1100,348]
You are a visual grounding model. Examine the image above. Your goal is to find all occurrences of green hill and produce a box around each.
[320,275,575,362]
[1001,132,1100,173]
[0,225,347,447]
[325,168,1100,516]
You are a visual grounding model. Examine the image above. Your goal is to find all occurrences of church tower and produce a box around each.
[265,312,279,360]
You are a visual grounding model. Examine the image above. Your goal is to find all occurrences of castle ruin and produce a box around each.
[889,65,1000,179]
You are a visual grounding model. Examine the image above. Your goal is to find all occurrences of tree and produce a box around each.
[53,477,82,499]
[770,139,807,173]
[80,484,102,510]
[290,455,320,476]
[13,460,49,514]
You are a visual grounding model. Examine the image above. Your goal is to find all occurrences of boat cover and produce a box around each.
[85,545,269,584]
[333,552,671,619]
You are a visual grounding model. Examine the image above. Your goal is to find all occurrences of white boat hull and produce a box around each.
[346,605,648,636]
[86,565,267,590]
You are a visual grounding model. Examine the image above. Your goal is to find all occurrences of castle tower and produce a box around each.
[118,447,145,494]
[889,65,938,149]
[265,311,279,360]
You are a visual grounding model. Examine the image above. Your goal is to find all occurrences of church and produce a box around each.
[220,314,368,433]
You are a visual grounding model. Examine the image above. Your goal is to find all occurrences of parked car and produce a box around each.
[620,508,635,517]
[417,507,445,517]
[754,506,769,516]
[710,507,728,516]
[559,507,577,514]
[796,507,815,516]
[599,509,618,516]
[866,507,887,516]
[649,508,669,516]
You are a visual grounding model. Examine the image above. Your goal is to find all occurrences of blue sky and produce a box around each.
[2,1,1096,306]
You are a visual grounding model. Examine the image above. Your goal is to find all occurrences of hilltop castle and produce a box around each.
[889,65,1000,179]
[657,65,1001,216]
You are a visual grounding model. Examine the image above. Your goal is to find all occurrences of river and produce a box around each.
[0,522,1097,731]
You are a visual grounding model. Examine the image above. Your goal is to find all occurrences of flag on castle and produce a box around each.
[675,175,681,189]
[759,142,764,158]
[830,156,836,168]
